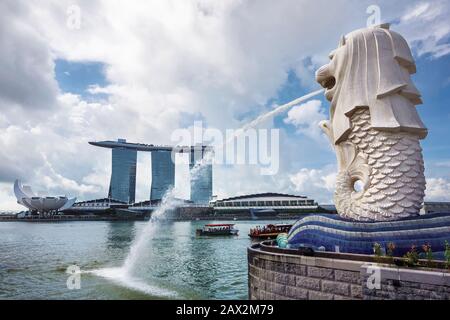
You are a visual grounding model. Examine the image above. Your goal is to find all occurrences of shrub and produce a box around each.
[422,243,433,268]
[387,242,396,264]
[445,241,450,270]
[404,245,419,267]
[373,242,383,263]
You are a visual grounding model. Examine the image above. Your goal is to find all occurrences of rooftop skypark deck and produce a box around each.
[89,139,214,153]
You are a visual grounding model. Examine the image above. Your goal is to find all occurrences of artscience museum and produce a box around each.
[14,180,76,214]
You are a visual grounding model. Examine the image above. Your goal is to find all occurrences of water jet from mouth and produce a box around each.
[90,88,325,296]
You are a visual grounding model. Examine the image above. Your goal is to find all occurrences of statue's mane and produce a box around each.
[331,25,427,144]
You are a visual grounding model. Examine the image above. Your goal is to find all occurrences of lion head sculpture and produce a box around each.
[316,24,427,145]
[315,25,428,221]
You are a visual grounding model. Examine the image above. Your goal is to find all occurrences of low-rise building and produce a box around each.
[211,193,320,218]
[422,202,450,214]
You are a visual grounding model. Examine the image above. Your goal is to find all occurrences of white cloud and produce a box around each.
[401,3,434,22]
[283,100,327,143]
[0,183,23,211]
[0,0,449,210]
[426,178,450,201]
[396,0,450,58]
[289,166,337,204]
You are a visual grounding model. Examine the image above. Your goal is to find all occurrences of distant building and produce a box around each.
[69,198,128,211]
[318,204,337,214]
[13,180,76,214]
[65,197,198,219]
[108,143,137,203]
[422,202,450,214]
[64,198,149,220]
[151,151,175,201]
[212,193,319,218]
[90,139,213,204]
[190,148,213,204]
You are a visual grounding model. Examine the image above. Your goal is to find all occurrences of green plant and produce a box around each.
[422,243,433,267]
[445,241,450,269]
[403,245,419,267]
[387,242,396,264]
[373,242,383,263]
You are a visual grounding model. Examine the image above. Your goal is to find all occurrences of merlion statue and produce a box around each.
[316,24,427,221]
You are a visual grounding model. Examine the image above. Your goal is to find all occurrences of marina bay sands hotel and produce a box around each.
[89,139,213,204]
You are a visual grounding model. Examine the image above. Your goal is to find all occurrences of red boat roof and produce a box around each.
[205,224,235,227]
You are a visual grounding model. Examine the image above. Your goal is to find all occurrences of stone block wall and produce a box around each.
[248,246,450,300]
[361,265,450,300]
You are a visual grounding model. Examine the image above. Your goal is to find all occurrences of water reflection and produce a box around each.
[106,221,136,250]
[0,220,295,299]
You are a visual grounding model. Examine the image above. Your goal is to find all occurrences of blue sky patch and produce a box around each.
[55,59,109,99]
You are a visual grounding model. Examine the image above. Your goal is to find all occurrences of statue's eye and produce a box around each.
[328,50,336,60]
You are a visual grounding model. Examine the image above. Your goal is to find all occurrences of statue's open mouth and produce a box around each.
[316,65,336,101]
[321,76,336,101]
[322,77,336,90]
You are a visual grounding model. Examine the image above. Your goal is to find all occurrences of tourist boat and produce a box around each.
[196,224,239,236]
[248,224,292,240]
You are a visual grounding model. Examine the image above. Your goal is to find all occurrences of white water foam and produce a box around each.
[87,267,178,298]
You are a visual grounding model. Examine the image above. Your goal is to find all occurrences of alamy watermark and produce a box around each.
[171,121,280,176]
[366,265,381,290]
[367,5,381,27]
[67,5,81,30]
[66,264,81,290]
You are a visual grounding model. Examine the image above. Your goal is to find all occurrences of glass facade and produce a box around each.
[108,148,137,204]
[190,150,213,204]
[93,139,213,204]
[150,151,175,201]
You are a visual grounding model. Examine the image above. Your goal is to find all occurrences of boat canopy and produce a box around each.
[205,224,235,227]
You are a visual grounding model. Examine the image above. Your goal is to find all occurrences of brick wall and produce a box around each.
[248,246,450,300]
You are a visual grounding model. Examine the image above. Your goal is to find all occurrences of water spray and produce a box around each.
[92,88,325,296]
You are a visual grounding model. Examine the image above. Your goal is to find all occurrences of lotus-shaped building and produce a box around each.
[14,179,76,213]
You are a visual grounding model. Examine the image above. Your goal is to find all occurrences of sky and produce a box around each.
[0,0,449,210]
